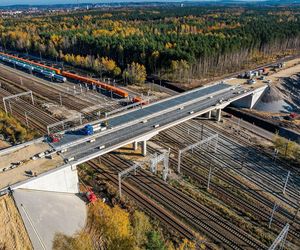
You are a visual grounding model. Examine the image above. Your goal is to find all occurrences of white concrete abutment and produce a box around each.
[9,164,79,194]
[232,85,267,109]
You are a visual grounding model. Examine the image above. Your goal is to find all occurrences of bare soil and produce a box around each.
[0,140,10,149]
[127,84,170,101]
[0,195,32,250]
[42,102,81,119]
[0,142,64,189]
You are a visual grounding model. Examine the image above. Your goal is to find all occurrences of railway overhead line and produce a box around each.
[91,153,267,250]
[150,121,300,246]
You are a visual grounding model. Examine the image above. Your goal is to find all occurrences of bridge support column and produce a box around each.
[141,141,147,156]
[205,110,212,119]
[132,141,138,151]
[216,109,222,122]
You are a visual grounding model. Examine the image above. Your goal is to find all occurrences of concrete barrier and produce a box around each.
[0,137,45,157]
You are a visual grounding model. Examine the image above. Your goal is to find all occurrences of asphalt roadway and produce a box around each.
[60,84,247,161]
[54,83,235,147]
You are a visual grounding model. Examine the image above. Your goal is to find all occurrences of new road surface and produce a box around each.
[52,82,249,163]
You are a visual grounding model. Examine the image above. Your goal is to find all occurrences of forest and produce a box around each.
[1,5,300,85]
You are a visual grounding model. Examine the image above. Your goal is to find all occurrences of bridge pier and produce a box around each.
[205,110,212,119]
[216,109,222,122]
[133,141,138,151]
[141,140,147,156]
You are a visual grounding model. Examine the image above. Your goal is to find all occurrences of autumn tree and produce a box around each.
[146,231,166,250]
[1,5,300,84]
[169,60,190,81]
[123,62,147,85]
[131,211,152,247]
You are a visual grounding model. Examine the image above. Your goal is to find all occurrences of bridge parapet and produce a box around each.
[3,164,79,194]
[231,85,267,109]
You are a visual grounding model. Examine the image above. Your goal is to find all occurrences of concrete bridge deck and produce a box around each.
[0,81,267,192]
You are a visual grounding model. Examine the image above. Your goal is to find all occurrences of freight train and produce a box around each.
[62,71,128,98]
[0,53,66,82]
[0,51,143,101]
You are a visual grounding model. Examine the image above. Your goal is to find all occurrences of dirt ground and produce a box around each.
[0,142,64,189]
[0,143,50,169]
[127,84,170,101]
[42,102,81,119]
[0,140,10,149]
[248,58,300,132]
[0,195,32,250]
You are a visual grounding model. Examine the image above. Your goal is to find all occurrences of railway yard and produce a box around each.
[0,52,299,250]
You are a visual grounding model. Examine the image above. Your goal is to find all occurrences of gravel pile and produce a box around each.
[260,86,283,103]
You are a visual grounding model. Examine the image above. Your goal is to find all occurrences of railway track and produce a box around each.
[94,153,267,249]
[179,120,300,211]
[151,122,300,244]
[0,73,202,247]
[0,74,89,112]
[169,119,300,206]
[0,87,59,133]
[199,120,300,205]
[0,71,126,122]
[87,161,196,242]
[0,59,297,247]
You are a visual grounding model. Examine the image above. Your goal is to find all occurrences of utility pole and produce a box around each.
[273,148,279,163]
[59,93,62,106]
[24,112,29,127]
[283,171,291,195]
[268,202,279,229]
[268,224,289,250]
[177,151,182,173]
[207,164,213,191]
[30,91,34,105]
[8,101,12,114]
[118,173,122,197]
[292,202,300,225]
[237,118,241,132]
[3,98,7,113]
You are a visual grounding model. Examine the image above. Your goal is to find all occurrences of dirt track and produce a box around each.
[0,195,32,250]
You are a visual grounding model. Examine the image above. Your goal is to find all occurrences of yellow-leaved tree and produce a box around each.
[53,201,135,250]
[123,62,147,85]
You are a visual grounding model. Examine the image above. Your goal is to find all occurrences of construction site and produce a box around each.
[0,50,299,250]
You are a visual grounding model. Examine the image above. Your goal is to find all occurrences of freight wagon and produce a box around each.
[0,52,146,103]
[61,71,129,98]
[0,53,67,83]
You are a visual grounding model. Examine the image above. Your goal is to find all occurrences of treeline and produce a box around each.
[0,111,37,143]
[0,6,300,84]
[53,200,196,250]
